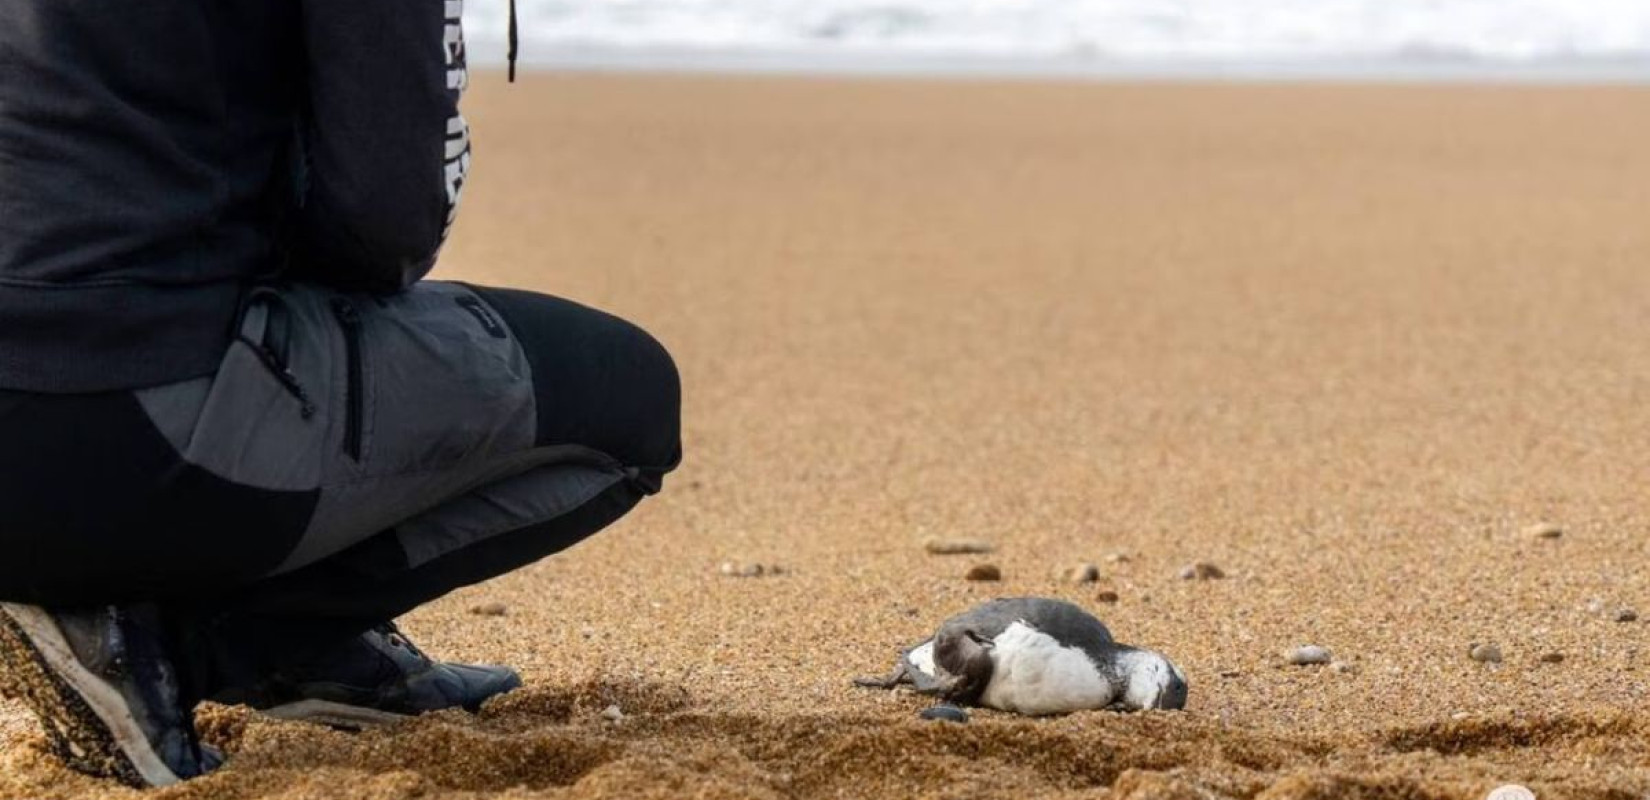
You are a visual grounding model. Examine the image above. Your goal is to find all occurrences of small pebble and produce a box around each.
[919,704,969,723]
[1586,598,1607,615]
[1539,652,1565,664]
[469,602,508,617]
[1329,661,1356,674]
[1616,608,1638,623]
[600,704,624,722]
[1178,561,1225,580]
[1285,645,1332,665]
[1525,522,1564,540]
[1469,643,1503,663]
[1095,590,1120,604]
[923,538,994,555]
[1104,551,1132,564]
[1060,563,1101,584]
[1485,785,1536,800]
[1218,669,1242,678]
[718,561,778,578]
[964,564,1002,582]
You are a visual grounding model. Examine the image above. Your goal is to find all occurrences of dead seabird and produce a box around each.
[855,597,1187,715]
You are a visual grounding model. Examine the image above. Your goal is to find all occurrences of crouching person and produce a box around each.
[0,0,680,787]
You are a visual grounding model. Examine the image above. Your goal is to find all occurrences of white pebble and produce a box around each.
[1469,643,1503,663]
[923,538,994,555]
[1524,522,1563,540]
[718,561,772,578]
[1485,784,1536,800]
[1060,563,1101,584]
[600,704,624,722]
[1285,645,1332,665]
[1178,561,1226,580]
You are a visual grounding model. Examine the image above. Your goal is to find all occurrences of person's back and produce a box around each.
[0,1,301,391]
[0,1,681,788]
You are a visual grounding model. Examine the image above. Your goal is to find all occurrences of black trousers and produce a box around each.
[0,282,681,701]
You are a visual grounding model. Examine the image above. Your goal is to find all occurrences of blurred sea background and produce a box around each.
[460,0,1650,81]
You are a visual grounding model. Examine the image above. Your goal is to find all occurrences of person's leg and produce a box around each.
[156,283,681,707]
[0,386,307,787]
[0,387,315,606]
[1,280,679,773]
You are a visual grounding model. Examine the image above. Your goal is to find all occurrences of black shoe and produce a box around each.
[0,603,210,788]
[224,623,521,729]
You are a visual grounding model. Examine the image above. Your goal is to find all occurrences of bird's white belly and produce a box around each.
[979,622,1115,715]
[907,640,937,676]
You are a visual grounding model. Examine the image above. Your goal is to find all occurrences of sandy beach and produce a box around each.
[6,73,1650,799]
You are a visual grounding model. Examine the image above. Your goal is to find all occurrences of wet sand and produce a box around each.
[6,74,1650,799]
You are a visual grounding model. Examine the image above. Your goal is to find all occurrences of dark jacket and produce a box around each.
[0,0,471,391]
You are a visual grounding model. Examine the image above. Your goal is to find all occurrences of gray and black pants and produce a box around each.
[0,281,681,701]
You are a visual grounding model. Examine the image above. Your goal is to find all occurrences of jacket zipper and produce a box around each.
[331,298,364,461]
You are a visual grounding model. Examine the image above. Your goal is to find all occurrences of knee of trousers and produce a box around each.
[464,285,682,473]
[604,318,682,473]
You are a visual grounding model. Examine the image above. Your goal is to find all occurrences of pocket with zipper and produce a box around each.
[331,298,366,461]
[238,291,315,419]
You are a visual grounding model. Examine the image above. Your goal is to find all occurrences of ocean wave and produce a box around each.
[459,0,1650,60]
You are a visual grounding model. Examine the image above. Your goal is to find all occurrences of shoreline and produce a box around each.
[461,44,1650,85]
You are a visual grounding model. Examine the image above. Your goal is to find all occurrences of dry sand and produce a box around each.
[6,74,1650,799]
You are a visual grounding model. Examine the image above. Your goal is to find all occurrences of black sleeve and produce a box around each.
[286,0,470,293]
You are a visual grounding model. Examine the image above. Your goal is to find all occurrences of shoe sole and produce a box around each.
[0,603,181,788]
[258,699,407,730]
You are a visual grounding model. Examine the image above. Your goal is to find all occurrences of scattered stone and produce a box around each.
[1329,661,1357,674]
[1469,643,1504,663]
[1616,608,1638,623]
[600,704,624,722]
[923,538,994,555]
[1177,561,1225,580]
[1525,522,1564,540]
[1218,669,1242,678]
[1104,551,1132,564]
[918,704,969,723]
[1539,652,1566,664]
[1586,598,1607,615]
[1285,645,1332,665]
[469,602,508,617]
[1485,784,1537,800]
[1060,563,1101,583]
[1095,590,1120,604]
[718,561,780,578]
[964,564,1002,582]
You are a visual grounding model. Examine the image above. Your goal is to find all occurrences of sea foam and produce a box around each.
[458,0,1650,78]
